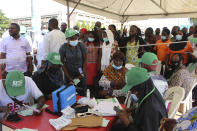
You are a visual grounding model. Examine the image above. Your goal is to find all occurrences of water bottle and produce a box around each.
[87,89,90,98]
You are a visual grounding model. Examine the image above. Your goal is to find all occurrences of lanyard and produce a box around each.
[135,87,156,114]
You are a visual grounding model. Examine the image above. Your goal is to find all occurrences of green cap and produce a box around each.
[189,37,197,44]
[5,71,25,97]
[137,52,158,65]
[65,28,78,38]
[47,52,63,65]
[121,67,150,93]
[20,25,27,34]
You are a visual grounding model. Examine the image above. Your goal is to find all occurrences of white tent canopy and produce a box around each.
[54,0,197,22]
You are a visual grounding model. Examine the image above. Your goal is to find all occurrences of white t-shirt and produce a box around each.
[0,76,43,109]
[0,36,32,73]
[33,34,44,68]
[43,29,66,60]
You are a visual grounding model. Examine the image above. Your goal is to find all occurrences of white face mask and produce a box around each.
[69,40,78,46]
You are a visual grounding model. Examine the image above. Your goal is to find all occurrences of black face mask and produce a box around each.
[48,67,59,74]
[156,32,160,35]
[172,31,177,36]
[170,61,182,70]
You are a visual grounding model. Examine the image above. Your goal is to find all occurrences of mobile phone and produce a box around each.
[113,106,122,113]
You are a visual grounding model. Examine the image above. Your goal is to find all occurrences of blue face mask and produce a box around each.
[130,94,138,103]
[176,35,182,41]
[112,64,122,70]
[103,37,109,42]
[88,37,95,42]
[161,36,166,41]
[69,40,78,46]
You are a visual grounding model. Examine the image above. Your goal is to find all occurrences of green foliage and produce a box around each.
[76,21,81,29]
[90,22,95,30]
[190,18,197,25]
[86,21,90,30]
[81,21,86,28]
[0,10,9,36]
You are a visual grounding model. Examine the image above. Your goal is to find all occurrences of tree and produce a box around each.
[76,21,81,29]
[0,10,9,37]
[190,18,197,25]
[81,21,86,29]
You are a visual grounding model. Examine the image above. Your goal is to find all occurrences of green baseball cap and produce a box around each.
[137,52,158,65]
[65,28,78,38]
[47,52,63,65]
[121,67,150,93]
[5,71,25,97]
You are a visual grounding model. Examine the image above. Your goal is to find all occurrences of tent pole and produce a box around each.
[67,0,70,28]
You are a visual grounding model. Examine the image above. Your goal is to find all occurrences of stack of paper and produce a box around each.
[93,98,122,116]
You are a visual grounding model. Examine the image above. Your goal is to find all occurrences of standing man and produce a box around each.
[170,26,180,42]
[0,23,33,76]
[42,18,66,65]
[154,28,171,75]
[60,22,67,34]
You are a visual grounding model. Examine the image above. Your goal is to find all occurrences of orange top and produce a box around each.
[168,42,193,64]
[154,39,171,62]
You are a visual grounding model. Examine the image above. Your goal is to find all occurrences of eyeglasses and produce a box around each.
[77,112,93,118]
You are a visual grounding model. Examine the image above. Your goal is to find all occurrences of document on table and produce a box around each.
[93,98,122,116]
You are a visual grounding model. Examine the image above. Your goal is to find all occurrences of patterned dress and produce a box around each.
[126,40,139,66]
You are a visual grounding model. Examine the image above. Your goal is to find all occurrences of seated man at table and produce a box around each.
[110,67,168,131]
[138,52,168,97]
[32,52,64,100]
[99,51,128,102]
[0,71,45,119]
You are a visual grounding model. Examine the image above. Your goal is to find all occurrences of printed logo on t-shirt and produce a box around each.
[12,80,23,87]
[54,55,60,60]
[7,101,29,111]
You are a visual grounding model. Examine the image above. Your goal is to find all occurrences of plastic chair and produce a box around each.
[179,76,197,114]
[125,64,135,70]
[164,86,185,118]
[156,60,162,74]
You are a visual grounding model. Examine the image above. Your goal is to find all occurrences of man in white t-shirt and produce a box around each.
[0,23,33,76]
[0,71,45,119]
[42,18,66,66]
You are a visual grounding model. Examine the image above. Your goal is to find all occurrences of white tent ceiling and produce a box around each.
[54,0,197,22]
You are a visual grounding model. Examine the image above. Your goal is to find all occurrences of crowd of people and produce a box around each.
[1,17,197,131]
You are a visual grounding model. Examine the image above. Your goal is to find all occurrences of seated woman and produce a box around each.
[32,52,64,100]
[110,67,168,131]
[165,30,193,79]
[168,53,194,99]
[99,51,128,102]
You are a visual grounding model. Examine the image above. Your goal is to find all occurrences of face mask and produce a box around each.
[112,64,122,70]
[88,37,94,42]
[171,61,181,69]
[48,67,59,74]
[161,36,167,41]
[172,31,177,36]
[103,37,109,42]
[69,39,78,46]
[176,35,182,41]
[130,94,138,103]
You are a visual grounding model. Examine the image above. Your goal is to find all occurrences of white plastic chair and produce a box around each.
[125,64,135,70]
[164,86,185,118]
[156,60,162,74]
[179,76,197,114]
